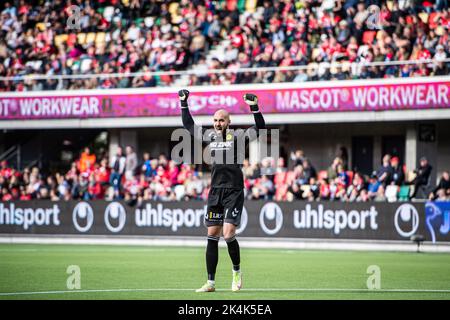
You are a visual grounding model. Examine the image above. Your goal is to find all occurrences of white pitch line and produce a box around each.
[1,288,450,296]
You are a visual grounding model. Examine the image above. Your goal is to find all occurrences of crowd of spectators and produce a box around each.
[199,0,449,85]
[1,145,449,203]
[0,0,448,91]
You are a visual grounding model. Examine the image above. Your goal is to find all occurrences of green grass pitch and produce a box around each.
[0,243,449,300]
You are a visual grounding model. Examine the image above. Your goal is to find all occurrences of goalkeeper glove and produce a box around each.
[243,93,259,112]
[178,89,190,108]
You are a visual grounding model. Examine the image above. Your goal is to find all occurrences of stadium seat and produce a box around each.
[385,185,398,202]
[311,48,321,61]
[362,31,377,45]
[36,22,46,31]
[435,26,445,36]
[86,33,96,44]
[386,0,394,10]
[168,2,179,15]
[77,33,87,45]
[376,30,386,41]
[238,0,246,12]
[227,0,238,11]
[96,32,106,45]
[418,12,429,24]
[54,34,68,47]
[245,0,257,13]
[398,185,410,201]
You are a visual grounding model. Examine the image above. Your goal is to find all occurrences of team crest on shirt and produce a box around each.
[226,133,233,141]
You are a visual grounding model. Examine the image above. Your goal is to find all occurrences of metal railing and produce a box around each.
[0,58,448,82]
[0,145,21,170]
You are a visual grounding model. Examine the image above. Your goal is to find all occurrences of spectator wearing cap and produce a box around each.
[410,156,433,199]
[434,44,447,62]
[367,173,381,200]
[390,156,405,186]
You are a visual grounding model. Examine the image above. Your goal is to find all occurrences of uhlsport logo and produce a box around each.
[136,203,205,231]
[72,202,94,232]
[293,204,378,235]
[236,206,248,235]
[394,204,419,237]
[0,203,60,230]
[425,201,450,243]
[104,202,126,233]
[259,202,283,235]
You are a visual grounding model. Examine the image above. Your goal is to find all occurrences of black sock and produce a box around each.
[206,235,219,281]
[225,235,240,271]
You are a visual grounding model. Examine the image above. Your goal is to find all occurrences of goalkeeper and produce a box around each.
[178,89,266,292]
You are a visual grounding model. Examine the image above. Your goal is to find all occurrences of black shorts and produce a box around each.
[205,188,244,227]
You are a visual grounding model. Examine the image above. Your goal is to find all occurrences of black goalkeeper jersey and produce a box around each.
[181,107,265,189]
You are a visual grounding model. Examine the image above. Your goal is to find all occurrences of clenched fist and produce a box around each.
[243,93,259,112]
[178,89,190,108]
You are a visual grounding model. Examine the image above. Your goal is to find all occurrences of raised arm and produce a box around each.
[243,93,266,140]
[179,89,204,139]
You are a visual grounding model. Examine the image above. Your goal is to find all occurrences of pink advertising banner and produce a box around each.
[0,79,449,120]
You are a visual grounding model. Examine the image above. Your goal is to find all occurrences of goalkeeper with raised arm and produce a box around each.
[178,89,266,292]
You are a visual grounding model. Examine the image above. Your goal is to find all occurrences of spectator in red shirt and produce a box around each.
[0,160,12,179]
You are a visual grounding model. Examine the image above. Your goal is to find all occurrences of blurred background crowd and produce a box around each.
[0,0,448,91]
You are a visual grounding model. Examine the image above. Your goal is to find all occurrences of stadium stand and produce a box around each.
[0,0,448,90]
[1,146,449,203]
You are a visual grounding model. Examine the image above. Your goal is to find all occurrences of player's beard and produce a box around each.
[214,125,228,137]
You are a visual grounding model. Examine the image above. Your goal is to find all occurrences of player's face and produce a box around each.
[213,110,230,135]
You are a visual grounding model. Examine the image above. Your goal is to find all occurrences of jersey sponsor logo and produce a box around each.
[72,202,94,232]
[209,141,233,149]
[209,211,223,220]
[293,204,379,235]
[0,203,60,231]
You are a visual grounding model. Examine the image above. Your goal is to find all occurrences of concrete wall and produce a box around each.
[286,122,410,171]
[437,122,450,182]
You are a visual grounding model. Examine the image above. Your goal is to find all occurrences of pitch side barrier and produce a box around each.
[0,200,448,243]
